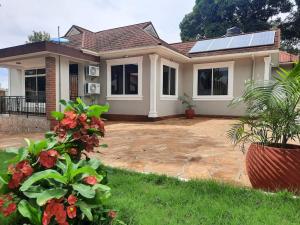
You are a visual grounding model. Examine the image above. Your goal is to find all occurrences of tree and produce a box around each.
[27,31,51,43]
[180,0,293,41]
[280,0,300,54]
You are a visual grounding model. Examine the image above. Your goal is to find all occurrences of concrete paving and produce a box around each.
[0,117,250,186]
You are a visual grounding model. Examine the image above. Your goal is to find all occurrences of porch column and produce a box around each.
[45,56,57,129]
[148,54,158,118]
[264,56,271,80]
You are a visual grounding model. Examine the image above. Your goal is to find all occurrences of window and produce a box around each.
[161,58,179,100]
[197,68,228,95]
[193,62,234,100]
[107,57,143,100]
[25,69,46,102]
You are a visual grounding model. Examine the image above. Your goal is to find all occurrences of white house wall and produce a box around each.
[99,55,150,115]
[156,56,184,117]
[9,68,24,96]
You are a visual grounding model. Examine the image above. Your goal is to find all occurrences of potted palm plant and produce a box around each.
[179,93,196,119]
[228,63,300,193]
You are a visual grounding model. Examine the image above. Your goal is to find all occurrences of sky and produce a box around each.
[0,0,195,89]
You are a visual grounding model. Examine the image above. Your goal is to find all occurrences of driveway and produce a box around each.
[0,117,250,186]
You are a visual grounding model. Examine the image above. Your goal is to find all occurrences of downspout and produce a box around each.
[58,26,62,112]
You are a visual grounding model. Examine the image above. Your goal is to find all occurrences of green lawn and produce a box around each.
[2,168,300,225]
[108,168,300,225]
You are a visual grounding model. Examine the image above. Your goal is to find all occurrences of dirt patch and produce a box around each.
[0,117,251,186]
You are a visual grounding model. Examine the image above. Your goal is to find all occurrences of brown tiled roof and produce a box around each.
[279,51,299,63]
[0,41,99,62]
[170,41,197,55]
[63,22,166,53]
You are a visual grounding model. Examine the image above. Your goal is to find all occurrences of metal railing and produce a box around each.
[0,96,46,117]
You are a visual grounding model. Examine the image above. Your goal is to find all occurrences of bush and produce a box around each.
[0,99,119,225]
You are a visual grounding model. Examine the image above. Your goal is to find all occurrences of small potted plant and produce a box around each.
[179,93,196,119]
[228,63,300,193]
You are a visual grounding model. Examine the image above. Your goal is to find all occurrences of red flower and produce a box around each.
[53,203,67,224]
[43,199,67,225]
[108,210,117,219]
[68,148,78,156]
[39,150,59,169]
[64,111,77,119]
[7,160,33,189]
[78,114,87,123]
[81,135,89,142]
[85,144,94,152]
[84,176,97,185]
[67,206,77,219]
[3,203,16,217]
[61,118,77,129]
[72,131,81,140]
[91,117,105,132]
[67,195,77,205]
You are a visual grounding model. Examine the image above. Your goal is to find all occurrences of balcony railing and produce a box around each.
[0,96,46,117]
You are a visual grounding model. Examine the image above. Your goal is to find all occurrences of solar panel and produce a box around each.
[189,31,275,54]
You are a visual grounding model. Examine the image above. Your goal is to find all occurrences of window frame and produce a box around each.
[106,56,143,100]
[160,58,179,100]
[193,61,234,101]
[24,68,46,102]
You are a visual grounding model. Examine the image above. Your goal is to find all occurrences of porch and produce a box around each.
[0,41,100,127]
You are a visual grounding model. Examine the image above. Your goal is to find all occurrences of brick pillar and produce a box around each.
[45,57,58,130]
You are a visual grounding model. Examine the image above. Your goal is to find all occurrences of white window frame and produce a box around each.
[193,61,234,101]
[160,58,179,100]
[106,56,143,100]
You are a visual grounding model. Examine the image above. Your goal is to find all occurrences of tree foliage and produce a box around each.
[280,0,300,54]
[27,31,51,43]
[180,0,293,41]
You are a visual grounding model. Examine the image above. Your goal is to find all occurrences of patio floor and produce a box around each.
[0,117,250,186]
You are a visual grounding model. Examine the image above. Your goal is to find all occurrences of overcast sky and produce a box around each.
[0,0,195,89]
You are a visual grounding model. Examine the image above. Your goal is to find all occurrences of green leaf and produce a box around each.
[77,201,93,221]
[0,151,17,173]
[23,185,46,198]
[87,104,109,118]
[59,99,67,106]
[71,166,103,181]
[18,200,42,225]
[36,188,67,206]
[72,184,95,198]
[51,111,64,120]
[32,140,48,156]
[20,170,67,192]
[0,173,10,184]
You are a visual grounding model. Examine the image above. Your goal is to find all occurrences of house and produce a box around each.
[0,22,298,128]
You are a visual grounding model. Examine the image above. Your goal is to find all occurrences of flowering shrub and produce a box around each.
[0,98,120,225]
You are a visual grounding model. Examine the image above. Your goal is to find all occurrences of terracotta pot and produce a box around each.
[185,109,195,119]
[246,143,300,193]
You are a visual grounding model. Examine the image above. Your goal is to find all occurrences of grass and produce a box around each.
[1,168,300,225]
[108,168,300,225]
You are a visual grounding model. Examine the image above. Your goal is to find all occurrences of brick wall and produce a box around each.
[45,56,57,129]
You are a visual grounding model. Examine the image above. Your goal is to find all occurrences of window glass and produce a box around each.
[111,65,123,95]
[25,69,46,102]
[197,67,229,96]
[197,69,212,95]
[125,64,138,95]
[69,64,78,76]
[213,68,228,95]
[37,68,46,75]
[162,65,176,96]
[170,68,176,95]
[163,65,169,95]
[25,70,36,76]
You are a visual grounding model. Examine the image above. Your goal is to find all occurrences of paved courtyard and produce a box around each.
[0,117,250,186]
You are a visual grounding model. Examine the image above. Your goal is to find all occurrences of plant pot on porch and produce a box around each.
[185,108,195,119]
[246,143,300,193]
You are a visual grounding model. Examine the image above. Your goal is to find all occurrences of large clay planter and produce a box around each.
[185,109,195,119]
[246,143,300,193]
